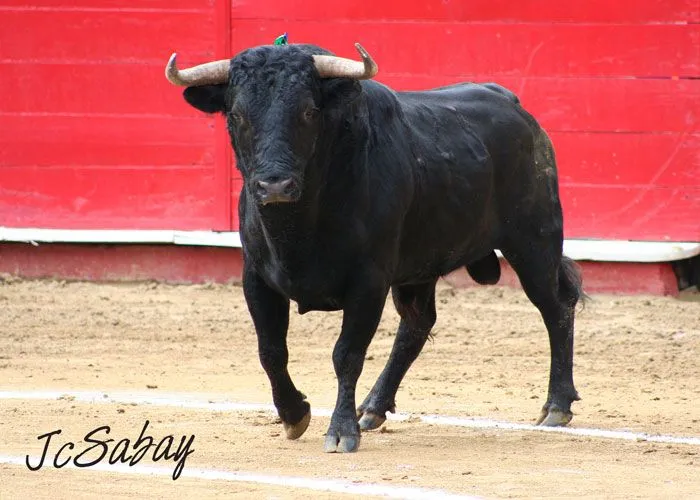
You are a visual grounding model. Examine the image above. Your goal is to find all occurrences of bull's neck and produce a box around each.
[254,155,364,265]
[258,196,319,241]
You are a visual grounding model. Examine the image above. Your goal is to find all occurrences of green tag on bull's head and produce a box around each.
[274,33,288,45]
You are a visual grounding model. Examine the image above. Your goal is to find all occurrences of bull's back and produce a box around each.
[398,82,537,147]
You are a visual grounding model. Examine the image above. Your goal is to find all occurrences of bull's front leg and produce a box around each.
[324,281,389,453]
[243,266,311,440]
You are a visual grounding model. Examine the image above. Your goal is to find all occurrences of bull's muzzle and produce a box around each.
[255,178,299,205]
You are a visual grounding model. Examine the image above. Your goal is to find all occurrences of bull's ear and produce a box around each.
[183,84,227,114]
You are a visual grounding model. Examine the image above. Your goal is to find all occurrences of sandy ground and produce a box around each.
[0,278,698,499]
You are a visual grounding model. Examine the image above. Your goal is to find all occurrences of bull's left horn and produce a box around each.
[165,53,231,86]
[312,43,378,80]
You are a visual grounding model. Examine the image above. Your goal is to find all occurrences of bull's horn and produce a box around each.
[165,53,231,86]
[312,43,378,80]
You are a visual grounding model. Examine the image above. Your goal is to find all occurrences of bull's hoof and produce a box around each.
[323,433,360,453]
[358,411,386,431]
[536,407,573,427]
[283,409,311,440]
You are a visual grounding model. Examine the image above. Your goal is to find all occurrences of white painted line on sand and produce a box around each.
[0,455,477,500]
[1,389,699,446]
[418,416,700,446]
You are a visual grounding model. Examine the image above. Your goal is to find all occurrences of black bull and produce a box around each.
[165,43,584,453]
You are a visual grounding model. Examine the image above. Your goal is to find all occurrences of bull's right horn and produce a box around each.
[165,53,231,86]
[312,43,378,80]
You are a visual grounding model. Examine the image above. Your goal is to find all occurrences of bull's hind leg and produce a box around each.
[357,280,437,430]
[501,240,583,426]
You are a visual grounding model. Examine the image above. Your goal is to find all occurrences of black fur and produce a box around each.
[180,43,584,451]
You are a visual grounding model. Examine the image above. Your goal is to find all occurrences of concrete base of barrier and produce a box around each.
[0,243,681,296]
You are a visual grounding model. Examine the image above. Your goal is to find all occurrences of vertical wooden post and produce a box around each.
[213,0,233,231]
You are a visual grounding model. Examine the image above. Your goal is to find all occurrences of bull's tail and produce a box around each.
[560,255,590,309]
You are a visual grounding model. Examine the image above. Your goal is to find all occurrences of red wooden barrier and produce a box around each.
[0,1,697,244]
[229,1,700,241]
[0,1,230,230]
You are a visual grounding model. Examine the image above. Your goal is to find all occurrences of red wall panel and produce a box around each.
[0,1,212,8]
[231,0,700,23]
[0,1,230,231]
[550,132,700,187]
[0,10,216,62]
[232,22,699,78]
[0,115,213,167]
[0,166,218,229]
[0,63,207,117]
[561,186,699,242]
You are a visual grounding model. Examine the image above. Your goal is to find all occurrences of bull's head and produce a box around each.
[165,43,377,206]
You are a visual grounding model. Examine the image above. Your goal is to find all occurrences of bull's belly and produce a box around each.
[287,286,344,314]
[295,298,342,314]
[392,259,464,285]
[393,242,495,285]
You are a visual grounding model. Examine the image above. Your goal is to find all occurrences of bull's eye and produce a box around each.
[302,106,319,123]
[230,111,246,127]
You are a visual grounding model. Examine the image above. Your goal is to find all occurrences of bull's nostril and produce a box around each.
[277,178,292,191]
[258,178,293,195]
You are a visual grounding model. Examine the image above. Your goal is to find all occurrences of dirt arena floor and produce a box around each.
[1,277,699,499]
